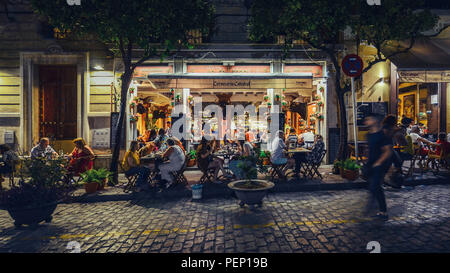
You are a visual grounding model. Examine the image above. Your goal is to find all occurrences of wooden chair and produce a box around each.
[303,149,327,179]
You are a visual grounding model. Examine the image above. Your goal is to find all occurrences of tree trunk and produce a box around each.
[109,69,132,185]
[336,85,348,161]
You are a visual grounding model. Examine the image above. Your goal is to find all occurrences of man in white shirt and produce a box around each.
[31,138,57,159]
[300,129,315,148]
[270,131,294,174]
[409,125,432,146]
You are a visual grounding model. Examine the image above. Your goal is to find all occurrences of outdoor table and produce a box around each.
[287,148,311,176]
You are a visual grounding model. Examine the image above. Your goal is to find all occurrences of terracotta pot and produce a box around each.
[262,158,270,165]
[187,159,196,167]
[84,182,98,194]
[343,169,359,181]
[97,179,106,190]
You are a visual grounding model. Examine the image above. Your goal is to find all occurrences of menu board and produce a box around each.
[356,102,388,126]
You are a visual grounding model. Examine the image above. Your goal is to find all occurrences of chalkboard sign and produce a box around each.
[356,102,388,126]
[110,112,125,149]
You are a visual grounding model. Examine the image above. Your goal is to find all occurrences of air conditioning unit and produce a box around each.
[4,131,15,145]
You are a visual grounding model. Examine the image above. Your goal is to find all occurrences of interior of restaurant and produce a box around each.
[398,82,440,136]
[127,65,327,152]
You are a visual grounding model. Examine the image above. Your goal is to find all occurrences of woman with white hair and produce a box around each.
[270,130,294,175]
[158,138,185,188]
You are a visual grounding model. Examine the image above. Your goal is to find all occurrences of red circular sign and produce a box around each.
[341,54,364,78]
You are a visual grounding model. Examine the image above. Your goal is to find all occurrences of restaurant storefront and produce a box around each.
[127,62,329,154]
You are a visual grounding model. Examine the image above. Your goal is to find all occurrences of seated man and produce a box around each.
[122,141,151,192]
[300,128,315,149]
[286,128,299,149]
[31,137,58,159]
[154,128,169,151]
[158,138,186,188]
[270,130,294,176]
[426,132,450,165]
[0,144,19,184]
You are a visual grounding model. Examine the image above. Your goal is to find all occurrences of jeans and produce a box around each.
[125,167,151,188]
[367,165,388,213]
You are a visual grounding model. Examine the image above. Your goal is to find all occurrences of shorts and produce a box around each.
[271,158,287,165]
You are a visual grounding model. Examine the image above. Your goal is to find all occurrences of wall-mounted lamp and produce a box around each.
[93,65,104,71]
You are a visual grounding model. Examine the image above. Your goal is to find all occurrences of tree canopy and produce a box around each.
[249,0,438,160]
[31,0,215,68]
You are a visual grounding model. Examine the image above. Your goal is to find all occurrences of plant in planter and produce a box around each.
[332,160,342,175]
[80,168,112,193]
[187,150,197,167]
[0,157,69,229]
[227,155,274,208]
[259,150,271,165]
[341,159,361,181]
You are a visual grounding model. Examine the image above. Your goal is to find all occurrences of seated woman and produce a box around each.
[158,138,185,188]
[197,137,229,183]
[426,132,450,167]
[138,141,157,157]
[68,138,95,176]
[122,141,151,191]
[306,135,325,163]
[229,135,255,179]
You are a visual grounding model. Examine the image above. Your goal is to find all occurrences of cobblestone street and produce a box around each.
[0,185,448,253]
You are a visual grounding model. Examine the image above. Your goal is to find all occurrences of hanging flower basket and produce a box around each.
[129,87,135,94]
[319,87,324,92]
[317,101,323,107]
[263,96,269,102]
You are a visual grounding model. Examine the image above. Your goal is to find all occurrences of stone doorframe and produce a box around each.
[20,52,89,151]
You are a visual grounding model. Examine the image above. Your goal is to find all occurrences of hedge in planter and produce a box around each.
[0,156,69,229]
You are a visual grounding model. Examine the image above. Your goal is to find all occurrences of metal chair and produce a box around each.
[170,160,188,186]
[303,149,327,179]
[269,161,287,181]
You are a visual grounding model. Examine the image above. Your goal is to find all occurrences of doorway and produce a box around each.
[38,65,77,152]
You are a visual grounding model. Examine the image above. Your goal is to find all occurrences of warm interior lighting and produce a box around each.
[93,65,104,70]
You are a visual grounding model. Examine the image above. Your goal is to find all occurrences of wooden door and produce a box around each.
[39,65,77,140]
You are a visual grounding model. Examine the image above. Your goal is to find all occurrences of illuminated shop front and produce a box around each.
[126,62,329,153]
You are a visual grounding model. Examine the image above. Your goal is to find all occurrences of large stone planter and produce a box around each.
[7,202,57,229]
[228,180,275,208]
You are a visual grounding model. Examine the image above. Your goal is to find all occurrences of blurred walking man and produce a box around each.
[363,113,392,220]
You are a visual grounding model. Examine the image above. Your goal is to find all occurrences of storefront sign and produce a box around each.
[399,70,450,82]
[134,66,173,78]
[441,71,450,82]
[212,79,251,89]
[283,65,323,77]
[285,79,313,89]
[187,65,271,73]
[398,71,426,82]
[147,77,313,89]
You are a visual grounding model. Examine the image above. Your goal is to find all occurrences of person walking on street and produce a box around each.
[363,113,393,221]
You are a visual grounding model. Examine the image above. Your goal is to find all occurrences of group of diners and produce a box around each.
[122,129,186,192]
[270,129,325,177]
[0,137,95,185]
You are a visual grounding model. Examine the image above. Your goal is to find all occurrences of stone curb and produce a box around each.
[63,176,450,204]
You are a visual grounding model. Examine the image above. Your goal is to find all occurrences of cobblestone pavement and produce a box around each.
[0,185,448,253]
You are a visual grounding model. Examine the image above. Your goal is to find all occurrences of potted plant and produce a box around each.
[0,157,69,229]
[342,159,361,181]
[187,150,197,167]
[259,150,271,165]
[80,168,112,193]
[332,160,342,175]
[227,155,274,208]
